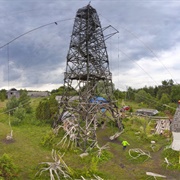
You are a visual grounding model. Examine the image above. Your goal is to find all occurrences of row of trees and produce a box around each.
[35,79,180,121]
[2,79,179,123]
[114,79,180,113]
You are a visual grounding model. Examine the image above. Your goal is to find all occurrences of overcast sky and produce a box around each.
[0,0,180,91]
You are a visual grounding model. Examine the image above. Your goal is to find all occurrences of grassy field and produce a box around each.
[0,99,180,179]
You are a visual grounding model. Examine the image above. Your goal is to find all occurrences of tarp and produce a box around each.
[89,96,108,113]
[89,96,108,104]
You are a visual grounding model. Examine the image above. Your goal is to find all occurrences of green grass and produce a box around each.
[0,100,7,109]
[0,122,52,179]
[0,99,180,179]
[30,98,44,111]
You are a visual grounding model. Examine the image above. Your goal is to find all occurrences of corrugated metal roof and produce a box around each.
[136,109,158,115]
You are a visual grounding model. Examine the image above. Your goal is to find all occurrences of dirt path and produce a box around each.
[111,141,180,180]
[97,128,180,180]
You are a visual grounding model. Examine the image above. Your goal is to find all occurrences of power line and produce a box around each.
[117,46,159,86]
[0,18,74,50]
[7,44,9,90]
[118,25,178,85]
[99,14,178,85]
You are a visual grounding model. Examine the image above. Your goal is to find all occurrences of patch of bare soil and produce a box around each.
[2,138,15,144]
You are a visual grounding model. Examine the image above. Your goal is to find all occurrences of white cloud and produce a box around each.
[113,42,180,90]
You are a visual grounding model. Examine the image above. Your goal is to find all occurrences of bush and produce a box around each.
[35,96,58,123]
[6,97,19,115]
[41,130,56,148]
[0,154,19,179]
[11,117,22,126]
[11,108,26,125]
[70,157,102,179]
[97,150,113,162]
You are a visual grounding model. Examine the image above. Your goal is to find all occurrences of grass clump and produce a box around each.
[40,130,56,148]
[70,156,103,179]
[162,148,180,170]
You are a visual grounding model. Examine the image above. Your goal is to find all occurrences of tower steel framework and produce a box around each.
[57,4,122,151]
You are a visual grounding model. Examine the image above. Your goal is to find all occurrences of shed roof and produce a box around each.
[9,88,17,91]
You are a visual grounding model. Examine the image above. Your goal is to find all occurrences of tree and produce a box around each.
[51,86,77,96]
[160,93,170,105]
[158,93,171,111]
[49,96,59,116]
[162,79,174,86]
[36,101,51,121]
[35,97,58,122]
[171,85,180,102]
[14,107,26,122]
[126,87,136,101]
[6,96,19,115]
[18,89,31,113]
[142,86,156,98]
[6,89,32,117]
[135,89,156,107]
[113,89,125,100]
[156,79,174,100]
[0,89,7,101]
[135,90,149,103]
[51,86,66,95]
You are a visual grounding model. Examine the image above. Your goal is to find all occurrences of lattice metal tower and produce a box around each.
[57,4,122,151]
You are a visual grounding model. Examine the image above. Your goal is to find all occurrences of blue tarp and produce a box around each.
[89,96,108,113]
[89,96,108,104]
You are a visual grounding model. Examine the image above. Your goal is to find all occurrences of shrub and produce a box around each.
[70,157,102,179]
[13,108,26,121]
[11,117,22,126]
[41,130,56,148]
[6,96,19,115]
[97,150,113,162]
[0,154,19,179]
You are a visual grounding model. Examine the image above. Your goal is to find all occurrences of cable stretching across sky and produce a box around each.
[118,47,159,86]
[0,12,177,91]
[119,25,179,85]
[99,14,178,86]
[0,18,74,50]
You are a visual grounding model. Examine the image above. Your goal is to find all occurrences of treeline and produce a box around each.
[114,79,179,113]
[1,79,179,123]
